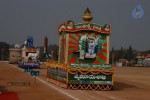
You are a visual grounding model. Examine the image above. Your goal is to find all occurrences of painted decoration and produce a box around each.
[68,73,112,85]
[79,35,99,59]
[30,71,40,76]
[18,62,40,68]
[24,67,33,73]
[58,20,110,64]
[58,21,111,34]
[27,36,34,48]
[68,32,107,64]
[47,67,67,83]
[69,63,112,68]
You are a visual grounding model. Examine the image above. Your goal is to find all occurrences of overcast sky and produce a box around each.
[0,0,150,51]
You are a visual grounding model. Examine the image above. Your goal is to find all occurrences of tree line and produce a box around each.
[1,42,150,62]
[110,45,150,64]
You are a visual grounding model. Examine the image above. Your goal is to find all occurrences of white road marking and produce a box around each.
[109,96,119,100]
[9,64,80,100]
[95,92,119,100]
[78,91,96,99]
[9,64,23,71]
[37,77,80,100]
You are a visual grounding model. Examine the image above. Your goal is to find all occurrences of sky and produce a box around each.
[0,0,150,51]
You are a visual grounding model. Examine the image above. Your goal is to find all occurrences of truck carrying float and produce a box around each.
[46,8,114,90]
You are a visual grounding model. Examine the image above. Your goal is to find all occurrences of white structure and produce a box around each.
[9,48,21,63]
[21,48,40,62]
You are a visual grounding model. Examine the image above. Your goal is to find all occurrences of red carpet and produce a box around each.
[0,92,19,100]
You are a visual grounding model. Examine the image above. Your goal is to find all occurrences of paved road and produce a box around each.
[0,61,150,100]
[0,62,70,100]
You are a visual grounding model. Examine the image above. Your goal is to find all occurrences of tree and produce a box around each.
[119,47,124,59]
[127,45,133,61]
[110,47,115,64]
[0,42,9,60]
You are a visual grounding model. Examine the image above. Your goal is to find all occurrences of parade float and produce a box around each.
[134,54,150,67]
[46,8,114,90]
[134,54,144,67]
[143,54,150,66]
[18,36,40,69]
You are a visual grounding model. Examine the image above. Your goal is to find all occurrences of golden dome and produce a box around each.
[82,8,93,23]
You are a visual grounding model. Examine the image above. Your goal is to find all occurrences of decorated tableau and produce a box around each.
[46,8,113,90]
[18,36,40,69]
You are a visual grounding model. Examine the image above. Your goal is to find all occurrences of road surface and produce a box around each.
[0,61,150,100]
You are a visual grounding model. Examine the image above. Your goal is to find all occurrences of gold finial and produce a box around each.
[82,8,93,23]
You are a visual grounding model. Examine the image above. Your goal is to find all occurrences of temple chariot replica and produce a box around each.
[46,8,114,90]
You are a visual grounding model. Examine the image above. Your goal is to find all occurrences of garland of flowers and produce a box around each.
[90,70,101,75]
[101,71,113,75]
[79,70,90,75]
[68,69,78,74]
[67,68,113,75]
[46,62,114,75]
